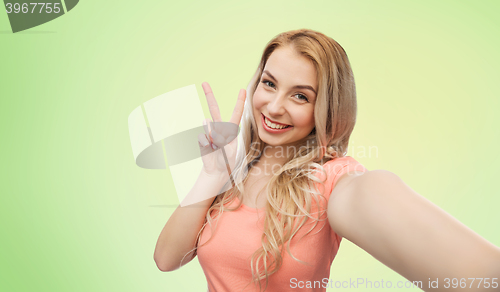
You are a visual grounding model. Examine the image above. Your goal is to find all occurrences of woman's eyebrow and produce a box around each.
[263,70,317,95]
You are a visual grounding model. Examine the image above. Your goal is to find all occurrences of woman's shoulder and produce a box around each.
[322,156,366,175]
[316,156,368,197]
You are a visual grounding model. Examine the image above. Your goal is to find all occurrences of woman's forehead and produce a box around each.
[264,46,318,89]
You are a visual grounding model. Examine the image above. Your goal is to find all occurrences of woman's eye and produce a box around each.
[261,80,309,102]
[262,80,275,88]
[295,94,309,102]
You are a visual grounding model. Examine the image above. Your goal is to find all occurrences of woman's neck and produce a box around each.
[252,143,294,176]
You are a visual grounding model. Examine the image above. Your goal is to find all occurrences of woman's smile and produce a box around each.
[261,113,294,133]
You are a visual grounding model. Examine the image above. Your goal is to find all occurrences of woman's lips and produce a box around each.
[261,113,294,133]
[261,113,292,127]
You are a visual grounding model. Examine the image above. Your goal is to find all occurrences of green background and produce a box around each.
[1,0,499,291]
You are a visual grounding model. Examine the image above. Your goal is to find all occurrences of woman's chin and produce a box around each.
[260,135,293,148]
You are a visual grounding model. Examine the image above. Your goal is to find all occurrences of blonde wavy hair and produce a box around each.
[188,28,358,291]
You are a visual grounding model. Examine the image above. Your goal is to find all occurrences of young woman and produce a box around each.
[154,29,500,292]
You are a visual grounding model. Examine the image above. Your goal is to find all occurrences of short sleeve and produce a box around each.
[315,156,368,201]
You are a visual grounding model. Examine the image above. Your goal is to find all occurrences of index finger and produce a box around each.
[229,89,247,125]
[202,82,222,122]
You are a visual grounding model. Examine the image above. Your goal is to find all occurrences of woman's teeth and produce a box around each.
[265,116,290,129]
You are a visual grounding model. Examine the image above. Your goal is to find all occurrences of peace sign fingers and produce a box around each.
[229,89,247,126]
[198,82,246,178]
[202,82,222,123]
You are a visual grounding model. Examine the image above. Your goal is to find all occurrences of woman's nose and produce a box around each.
[267,94,286,116]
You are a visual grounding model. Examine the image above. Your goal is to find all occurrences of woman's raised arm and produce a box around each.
[153,83,246,271]
[328,170,500,292]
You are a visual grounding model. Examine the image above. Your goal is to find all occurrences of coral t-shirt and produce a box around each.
[197,156,367,292]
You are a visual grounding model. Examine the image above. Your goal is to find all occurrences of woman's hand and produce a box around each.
[197,82,246,180]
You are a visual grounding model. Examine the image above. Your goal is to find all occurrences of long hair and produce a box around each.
[186,29,358,291]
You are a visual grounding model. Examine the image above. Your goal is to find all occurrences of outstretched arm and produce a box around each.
[328,170,500,292]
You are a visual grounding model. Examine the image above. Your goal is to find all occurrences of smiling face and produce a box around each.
[252,45,318,147]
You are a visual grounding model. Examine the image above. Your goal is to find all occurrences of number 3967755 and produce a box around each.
[6,3,62,14]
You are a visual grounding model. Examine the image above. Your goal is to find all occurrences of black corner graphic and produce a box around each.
[4,0,79,33]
